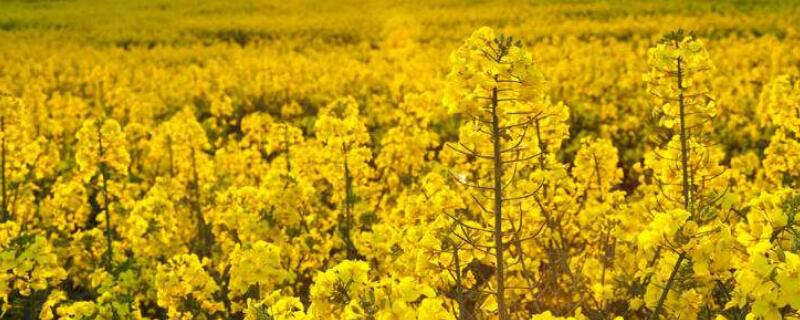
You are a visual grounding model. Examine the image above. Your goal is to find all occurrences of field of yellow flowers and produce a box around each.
[1,0,800,319]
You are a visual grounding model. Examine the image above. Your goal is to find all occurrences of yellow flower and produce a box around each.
[155,254,222,318]
[75,118,130,183]
[228,241,292,300]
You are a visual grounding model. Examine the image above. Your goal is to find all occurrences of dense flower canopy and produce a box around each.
[1,1,800,319]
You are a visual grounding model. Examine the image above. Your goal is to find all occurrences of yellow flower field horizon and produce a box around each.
[1,1,799,319]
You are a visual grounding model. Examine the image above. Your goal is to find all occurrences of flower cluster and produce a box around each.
[0,2,799,318]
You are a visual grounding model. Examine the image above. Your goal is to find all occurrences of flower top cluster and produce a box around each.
[644,31,716,131]
[444,26,547,116]
[75,118,130,182]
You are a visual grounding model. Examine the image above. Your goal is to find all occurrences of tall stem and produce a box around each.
[97,127,113,272]
[342,151,356,260]
[0,116,6,222]
[534,119,546,169]
[284,125,292,173]
[649,254,686,320]
[190,147,211,257]
[453,243,468,320]
[676,57,692,211]
[650,54,692,320]
[490,85,508,320]
[167,136,175,177]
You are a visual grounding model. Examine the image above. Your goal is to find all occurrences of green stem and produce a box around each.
[676,57,692,212]
[1,116,7,222]
[453,243,468,320]
[650,51,693,320]
[167,135,175,177]
[648,254,685,320]
[284,124,292,173]
[97,125,114,272]
[190,147,212,257]
[342,151,356,260]
[490,85,508,320]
